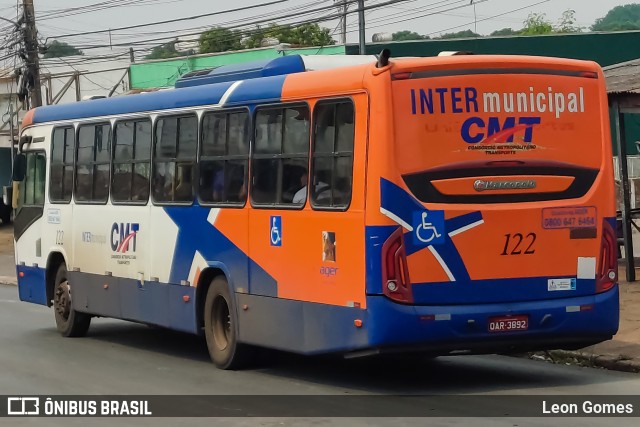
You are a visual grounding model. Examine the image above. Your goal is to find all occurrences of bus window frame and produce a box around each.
[249,101,311,210]
[309,97,356,213]
[111,116,153,207]
[198,106,251,209]
[74,121,112,206]
[49,125,76,205]
[151,112,199,207]
[19,149,47,210]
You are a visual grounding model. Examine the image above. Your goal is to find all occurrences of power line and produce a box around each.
[46,0,293,41]
[65,0,414,51]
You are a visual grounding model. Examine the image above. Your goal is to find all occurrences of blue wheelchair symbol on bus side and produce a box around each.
[270,216,282,247]
[413,210,445,247]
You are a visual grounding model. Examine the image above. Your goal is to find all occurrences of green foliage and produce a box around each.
[145,42,187,60]
[43,40,83,58]
[199,27,243,54]
[592,4,640,31]
[520,12,554,35]
[490,28,520,37]
[242,23,334,48]
[392,30,428,41]
[437,30,480,39]
[555,9,583,33]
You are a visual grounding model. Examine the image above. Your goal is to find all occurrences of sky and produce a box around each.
[0,0,638,61]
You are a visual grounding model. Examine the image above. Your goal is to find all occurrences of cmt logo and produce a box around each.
[461,116,541,144]
[110,223,139,253]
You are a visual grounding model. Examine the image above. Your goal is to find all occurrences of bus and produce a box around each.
[11,52,619,369]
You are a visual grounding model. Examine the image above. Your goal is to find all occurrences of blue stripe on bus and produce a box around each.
[223,75,287,106]
[365,225,396,295]
[410,276,596,305]
[175,55,305,89]
[69,271,199,334]
[163,206,278,297]
[31,82,235,123]
[365,286,619,349]
[379,179,481,281]
[16,265,48,306]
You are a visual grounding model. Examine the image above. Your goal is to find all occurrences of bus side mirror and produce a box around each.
[12,153,26,182]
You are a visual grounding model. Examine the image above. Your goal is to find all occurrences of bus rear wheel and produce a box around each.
[53,264,91,337]
[204,276,252,369]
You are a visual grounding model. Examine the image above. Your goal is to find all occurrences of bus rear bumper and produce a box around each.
[364,286,619,355]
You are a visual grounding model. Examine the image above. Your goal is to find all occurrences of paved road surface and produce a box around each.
[1,284,639,427]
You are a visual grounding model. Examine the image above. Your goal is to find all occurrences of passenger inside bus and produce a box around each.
[293,171,329,204]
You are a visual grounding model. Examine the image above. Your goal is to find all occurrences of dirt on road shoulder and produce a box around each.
[0,225,12,256]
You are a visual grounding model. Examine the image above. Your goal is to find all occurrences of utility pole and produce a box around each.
[334,0,348,45]
[23,0,43,107]
[357,0,366,54]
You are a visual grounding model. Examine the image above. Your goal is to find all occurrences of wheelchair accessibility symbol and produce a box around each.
[270,216,282,246]
[413,210,445,246]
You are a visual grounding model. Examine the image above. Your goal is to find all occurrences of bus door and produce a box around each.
[14,128,49,305]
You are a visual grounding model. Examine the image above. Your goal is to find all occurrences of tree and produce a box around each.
[437,30,480,39]
[145,41,185,60]
[43,40,83,58]
[520,12,554,35]
[392,30,428,41]
[555,9,583,33]
[592,4,640,31]
[490,28,520,37]
[241,23,334,48]
[200,27,243,54]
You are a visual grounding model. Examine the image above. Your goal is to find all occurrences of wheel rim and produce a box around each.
[212,295,231,351]
[54,281,71,321]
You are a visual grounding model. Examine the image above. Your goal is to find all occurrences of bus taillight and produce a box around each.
[596,220,618,293]
[381,227,413,303]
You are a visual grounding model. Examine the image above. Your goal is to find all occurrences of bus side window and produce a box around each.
[50,127,74,203]
[75,123,111,204]
[311,100,355,209]
[251,105,310,207]
[113,119,151,203]
[199,110,249,206]
[153,115,197,204]
[19,152,46,209]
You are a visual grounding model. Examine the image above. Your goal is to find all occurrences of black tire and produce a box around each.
[53,264,91,337]
[204,276,252,369]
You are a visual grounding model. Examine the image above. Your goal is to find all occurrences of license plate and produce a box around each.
[488,315,528,332]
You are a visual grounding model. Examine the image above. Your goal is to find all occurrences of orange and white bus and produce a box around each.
[12,52,618,369]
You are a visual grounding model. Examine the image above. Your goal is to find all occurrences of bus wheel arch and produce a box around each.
[52,263,91,337]
[198,269,252,369]
[46,252,67,307]
[196,267,227,330]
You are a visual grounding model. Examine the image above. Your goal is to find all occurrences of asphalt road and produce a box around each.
[1,284,640,427]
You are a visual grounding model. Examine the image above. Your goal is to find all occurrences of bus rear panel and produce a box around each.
[364,56,618,354]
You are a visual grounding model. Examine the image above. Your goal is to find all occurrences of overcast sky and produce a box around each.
[0,0,638,59]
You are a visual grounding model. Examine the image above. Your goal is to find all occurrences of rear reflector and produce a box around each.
[392,72,412,80]
[596,219,618,293]
[579,71,598,79]
[381,227,413,303]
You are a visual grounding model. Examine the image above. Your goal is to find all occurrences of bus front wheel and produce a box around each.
[204,276,252,369]
[53,264,91,337]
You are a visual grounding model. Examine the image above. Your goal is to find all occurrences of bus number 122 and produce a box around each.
[501,232,536,256]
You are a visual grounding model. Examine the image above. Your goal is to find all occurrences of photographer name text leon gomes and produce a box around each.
[542,400,634,415]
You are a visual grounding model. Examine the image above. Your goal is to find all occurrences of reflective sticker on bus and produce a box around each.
[270,216,282,247]
[413,210,445,247]
[542,206,597,229]
[322,231,336,262]
[548,278,576,291]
